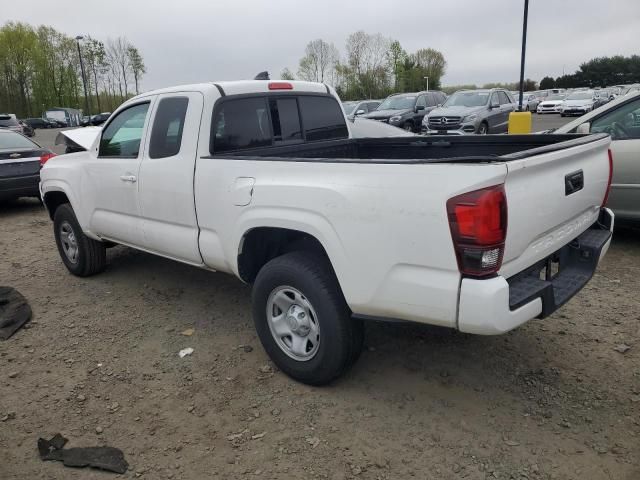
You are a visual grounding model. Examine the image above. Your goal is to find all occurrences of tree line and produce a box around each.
[539,55,640,90]
[281,32,447,101]
[0,21,146,118]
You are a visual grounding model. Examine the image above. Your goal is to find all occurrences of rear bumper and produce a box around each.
[0,174,40,199]
[458,208,613,335]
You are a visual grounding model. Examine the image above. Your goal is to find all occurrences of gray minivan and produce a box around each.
[423,89,515,134]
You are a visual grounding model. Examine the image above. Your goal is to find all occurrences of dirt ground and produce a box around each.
[1,129,639,479]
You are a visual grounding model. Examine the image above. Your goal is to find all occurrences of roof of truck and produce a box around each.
[130,80,332,101]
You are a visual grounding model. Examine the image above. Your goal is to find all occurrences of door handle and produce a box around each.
[120,175,137,183]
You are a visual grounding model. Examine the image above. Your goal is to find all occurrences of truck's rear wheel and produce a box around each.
[252,252,363,385]
[53,204,106,277]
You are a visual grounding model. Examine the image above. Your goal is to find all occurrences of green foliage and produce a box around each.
[0,21,146,117]
[546,56,640,90]
[539,76,555,89]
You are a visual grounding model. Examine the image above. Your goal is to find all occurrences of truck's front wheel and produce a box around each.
[53,204,106,277]
[252,252,363,385]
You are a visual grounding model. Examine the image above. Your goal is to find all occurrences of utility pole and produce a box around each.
[517,0,529,111]
[75,35,90,115]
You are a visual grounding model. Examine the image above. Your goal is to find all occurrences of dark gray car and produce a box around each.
[362,91,447,132]
[423,89,515,135]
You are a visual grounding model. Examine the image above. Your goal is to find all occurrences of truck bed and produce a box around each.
[208,133,609,163]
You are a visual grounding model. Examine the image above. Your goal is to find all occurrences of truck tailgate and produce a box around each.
[499,134,611,278]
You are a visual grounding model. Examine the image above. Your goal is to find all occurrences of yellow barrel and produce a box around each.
[508,111,532,134]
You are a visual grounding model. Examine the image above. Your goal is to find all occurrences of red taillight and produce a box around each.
[447,185,507,278]
[39,152,56,166]
[268,81,293,90]
[602,148,613,206]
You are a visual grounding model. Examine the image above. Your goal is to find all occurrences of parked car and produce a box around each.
[90,112,111,126]
[342,100,381,118]
[363,91,446,132]
[560,90,596,117]
[0,129,55,201]
[80,116,92,127]
[423,88,515,134]
[555,91,640,223]
[594,90,612,108]
[40,79,613,385]
[512,93,540,111]
[46,118,68,128]
[23,118,52,129]
[536,94,566,114]
[0,114,23,134]
[19,121,35,137]
[620,84,640,97]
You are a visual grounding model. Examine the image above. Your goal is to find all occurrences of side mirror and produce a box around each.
[415,105,425,111]
[355,109,365,115]
[576,122,591,134]
[437,103,442,107]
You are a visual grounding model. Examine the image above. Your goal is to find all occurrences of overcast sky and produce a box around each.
[6,0,639,90]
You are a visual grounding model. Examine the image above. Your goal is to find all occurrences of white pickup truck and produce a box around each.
[41,80,614,385]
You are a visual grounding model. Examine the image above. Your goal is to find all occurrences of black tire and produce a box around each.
[53,203,106,277]
[477,122,489,135]
[403,122,414,132]
[252,252,363,385]
[560,113,566,117]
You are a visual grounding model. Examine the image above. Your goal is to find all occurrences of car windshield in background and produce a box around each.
[0,131,38,149]
[566,92,593,100]
[378,96,416,110]
[547,94,566,101]
[444,91,490,107]
[342,102,357,115]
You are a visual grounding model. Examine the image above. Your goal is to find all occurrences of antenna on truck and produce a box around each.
[254,71,270,80]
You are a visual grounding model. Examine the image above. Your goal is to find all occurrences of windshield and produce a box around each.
[378,95,416,110]
[546,94,566,101]
[566,92,593,100]
[443,91,490,107]
[342,102,357,115]
[0,131,38,149]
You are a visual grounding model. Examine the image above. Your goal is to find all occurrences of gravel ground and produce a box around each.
[1,124,638,480]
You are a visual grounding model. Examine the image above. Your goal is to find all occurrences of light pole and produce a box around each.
[517,0,529,111]
[75,35,90,115]
[423,76,429,91]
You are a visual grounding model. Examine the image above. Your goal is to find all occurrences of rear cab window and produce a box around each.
[149,97,189,158]
[211,94,347,154]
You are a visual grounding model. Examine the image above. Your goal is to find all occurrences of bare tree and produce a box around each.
[280,67,295,80]
[126,45,145,95]
[297,39,338,83]
[107,37,130,96]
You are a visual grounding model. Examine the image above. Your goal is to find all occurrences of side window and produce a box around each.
[298,96,349,142]
[149,97,189,159]
[490,93,501,106]
[211,97,271,153]
[498,91,512,105]
[591,98,640,140]
[269,97,302,145]
[416,95,427,108]
[367,102,380,111]
[425,93,437,107]
[99,103,150,158]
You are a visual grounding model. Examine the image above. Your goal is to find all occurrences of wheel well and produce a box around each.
[238,227,329,283]
[43,191,69,220]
